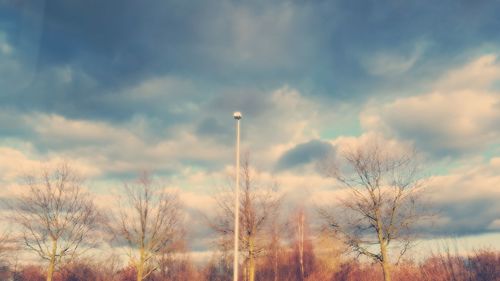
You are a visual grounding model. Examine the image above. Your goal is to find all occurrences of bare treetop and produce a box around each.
[111,172,184,281]
[209,157,282,281]
[10,163,100,281]
[320,142,429,281]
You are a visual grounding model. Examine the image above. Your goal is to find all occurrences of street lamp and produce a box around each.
[233,111,242,281]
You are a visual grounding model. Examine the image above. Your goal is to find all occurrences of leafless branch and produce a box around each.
[9,163,100,281]
[109,172,184,281]
[319,141,430,281]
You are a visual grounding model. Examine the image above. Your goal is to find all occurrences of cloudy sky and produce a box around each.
[1,0,500,256]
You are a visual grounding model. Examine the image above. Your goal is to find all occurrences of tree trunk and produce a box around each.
[273,245,278,281]
[380,241,391,281]
[248,236,256,281]
[298,212,305,281]
[376,209,391,281]
[243,261,248,281]
[137,248,145,281]
[46,239,57,281]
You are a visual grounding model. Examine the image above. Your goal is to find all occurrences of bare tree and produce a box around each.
[111,172,184,281]
[267,213,285,281]
[209,158,281,281]
[319,142,427,281]
[0,231,15,263]
[10,163,100,281]
[0,231,16,277]
[290,207,315,281]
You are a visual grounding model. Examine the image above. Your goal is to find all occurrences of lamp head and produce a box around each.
[233,112,242,120]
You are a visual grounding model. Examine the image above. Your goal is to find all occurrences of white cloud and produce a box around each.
[0,84,337,177]
[236,86,339,169]
[360,54,500,156]
[0,111,230,175]
[428,157,500,203]
[0,146,100,182]
[330,131,413,156]
[54,65,73,84]
[424,157,500,234]
[488,219,500,231]
[0,146,102,201]
[0,31,12,55]
[362,42,426,76]
[434,54,500,91]
[201,1,313,70]
[119,75,199,114]
[0,41,12,55]
[230,4,294,64]
[31,113,141,146]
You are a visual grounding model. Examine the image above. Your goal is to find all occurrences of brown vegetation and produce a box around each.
[1,248,497,281]
[0,161,497,281]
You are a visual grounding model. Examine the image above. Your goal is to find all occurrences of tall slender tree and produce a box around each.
[0,231,15,271]
[10,163,100,281]
[267,213,285,281]
[290,207,314,281]
[111,172,184,281]
[210,158,281,281]
[319,142,428,281]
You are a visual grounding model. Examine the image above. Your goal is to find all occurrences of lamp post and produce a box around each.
[233,111,242,281]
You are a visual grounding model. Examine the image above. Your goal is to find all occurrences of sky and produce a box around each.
[1,0,500,258]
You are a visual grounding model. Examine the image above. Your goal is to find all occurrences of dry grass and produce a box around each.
[1,248,498,280]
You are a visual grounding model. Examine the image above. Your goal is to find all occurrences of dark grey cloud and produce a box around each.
[196,117,232,145]
[276,140,334,171]
[2,0,500,125]
[33,0,320,86]
[426,198,500,236]
[364,89,500,159]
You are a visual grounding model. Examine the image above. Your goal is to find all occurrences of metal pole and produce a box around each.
[233,112,242,281]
